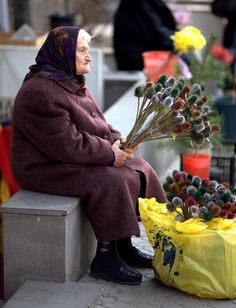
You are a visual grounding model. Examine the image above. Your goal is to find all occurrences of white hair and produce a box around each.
[78,29,92,43]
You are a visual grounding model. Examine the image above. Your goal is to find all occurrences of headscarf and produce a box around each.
[24,26,82,82]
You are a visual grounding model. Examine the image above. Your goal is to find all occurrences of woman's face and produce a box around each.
[76,36,92,74]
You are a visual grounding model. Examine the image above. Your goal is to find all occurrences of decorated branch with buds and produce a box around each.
[163,170,236,222]
[121,74,220,150]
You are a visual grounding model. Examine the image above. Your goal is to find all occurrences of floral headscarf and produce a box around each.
[24,26,80,81]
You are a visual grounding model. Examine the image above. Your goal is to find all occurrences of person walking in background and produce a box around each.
[11,26,167,285]
[113,0,177,71]
[211,0,236,69]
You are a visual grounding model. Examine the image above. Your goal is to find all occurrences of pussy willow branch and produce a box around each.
[124,96,148,142]
[121,86,193,150]
[175,209,186,219]
[132,133,191,147]
[122,98,154,149]
[122,103,174,149]
[180,204,191,219]
[136,97,141,120]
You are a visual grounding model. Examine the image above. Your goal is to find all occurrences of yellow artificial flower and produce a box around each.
[171,26,206,53]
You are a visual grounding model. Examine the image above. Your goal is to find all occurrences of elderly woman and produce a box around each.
[11,27,167,285]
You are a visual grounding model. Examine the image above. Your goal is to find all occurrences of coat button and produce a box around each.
[78,89,85,96]
[91,112,96,118]
[103,134,109,140]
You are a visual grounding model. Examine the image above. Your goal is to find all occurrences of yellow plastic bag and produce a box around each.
[0,175,11,205]
[139,197,236,299]
[0,174,11,255]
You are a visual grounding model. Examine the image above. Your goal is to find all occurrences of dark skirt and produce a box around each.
[14,156,167,241]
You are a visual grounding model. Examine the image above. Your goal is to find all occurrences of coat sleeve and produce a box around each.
[14,82,114,166]
[108,124,122,141]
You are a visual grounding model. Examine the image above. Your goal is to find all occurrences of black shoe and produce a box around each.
[126,247,153,268]
[117,237,153,268]
[90,257,142,285]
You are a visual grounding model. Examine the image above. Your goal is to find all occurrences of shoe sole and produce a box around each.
[90,271,142,285]
[129,264,153,269]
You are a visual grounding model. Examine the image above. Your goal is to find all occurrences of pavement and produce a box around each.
[1,224,236,308]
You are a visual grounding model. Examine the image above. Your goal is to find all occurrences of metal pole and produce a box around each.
[0,0,11,31]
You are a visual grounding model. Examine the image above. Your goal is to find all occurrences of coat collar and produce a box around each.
[55,79,86,96]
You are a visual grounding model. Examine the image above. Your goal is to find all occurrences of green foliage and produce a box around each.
[180,33,233,96]
[187,35,222,88]
[172,34,229,153]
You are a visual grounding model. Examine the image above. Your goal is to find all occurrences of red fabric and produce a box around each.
[0,125,20,195]
[2,126,12,157]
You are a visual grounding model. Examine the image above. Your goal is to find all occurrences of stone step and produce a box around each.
[2,223,236,307]
[1,189,96,300]
[1,279,104,308]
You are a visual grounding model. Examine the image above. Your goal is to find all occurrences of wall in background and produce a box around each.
[9,0,224,46]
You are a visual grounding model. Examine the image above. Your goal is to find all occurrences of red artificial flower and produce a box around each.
[196,139,204,145]
[223,202,232,210]
[186,196,197,206]
[219,209,228,217]
[172,98,186,110]
[173,172,183,182]
[201,178,210,188]
[184,178,192,185]
[201,96,208,104]
[227,212,235,219]
[180,86,190,98]
[211,124,220,133]
[181,121,191,130]
[178,191,188,202]
[172,125,184,134]
[211,44,234,65]
[211,44,224,58]
[223,202,235,213]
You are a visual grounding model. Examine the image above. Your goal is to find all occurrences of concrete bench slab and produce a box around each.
[0,189,96,300]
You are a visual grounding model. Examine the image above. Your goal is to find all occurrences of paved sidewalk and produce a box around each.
[2,224,236,308]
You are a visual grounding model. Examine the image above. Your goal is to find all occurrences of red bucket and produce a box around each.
[182,154,211,179]
[142,51,178,82]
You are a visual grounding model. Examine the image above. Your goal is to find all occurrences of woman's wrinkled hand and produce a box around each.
[119,136,127,144]
[119,136,139,155]
[124,144,139,155]
[112,140,133,167]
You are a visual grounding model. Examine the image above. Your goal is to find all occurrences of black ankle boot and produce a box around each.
[117,237,153,268]
[90,240,142,285]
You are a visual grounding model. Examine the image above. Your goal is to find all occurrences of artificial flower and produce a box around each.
[163,170,236,222]
[211,44,234,65]
[121,74,220,150]
[171,26,206,53]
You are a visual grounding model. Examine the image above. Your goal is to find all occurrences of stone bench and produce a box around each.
[0,189,96,300]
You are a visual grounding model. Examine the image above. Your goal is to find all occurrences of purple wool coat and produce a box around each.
[11,75,167,241]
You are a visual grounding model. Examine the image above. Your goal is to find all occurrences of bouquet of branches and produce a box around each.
[163,170,236,222]
[121,74,220,150]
